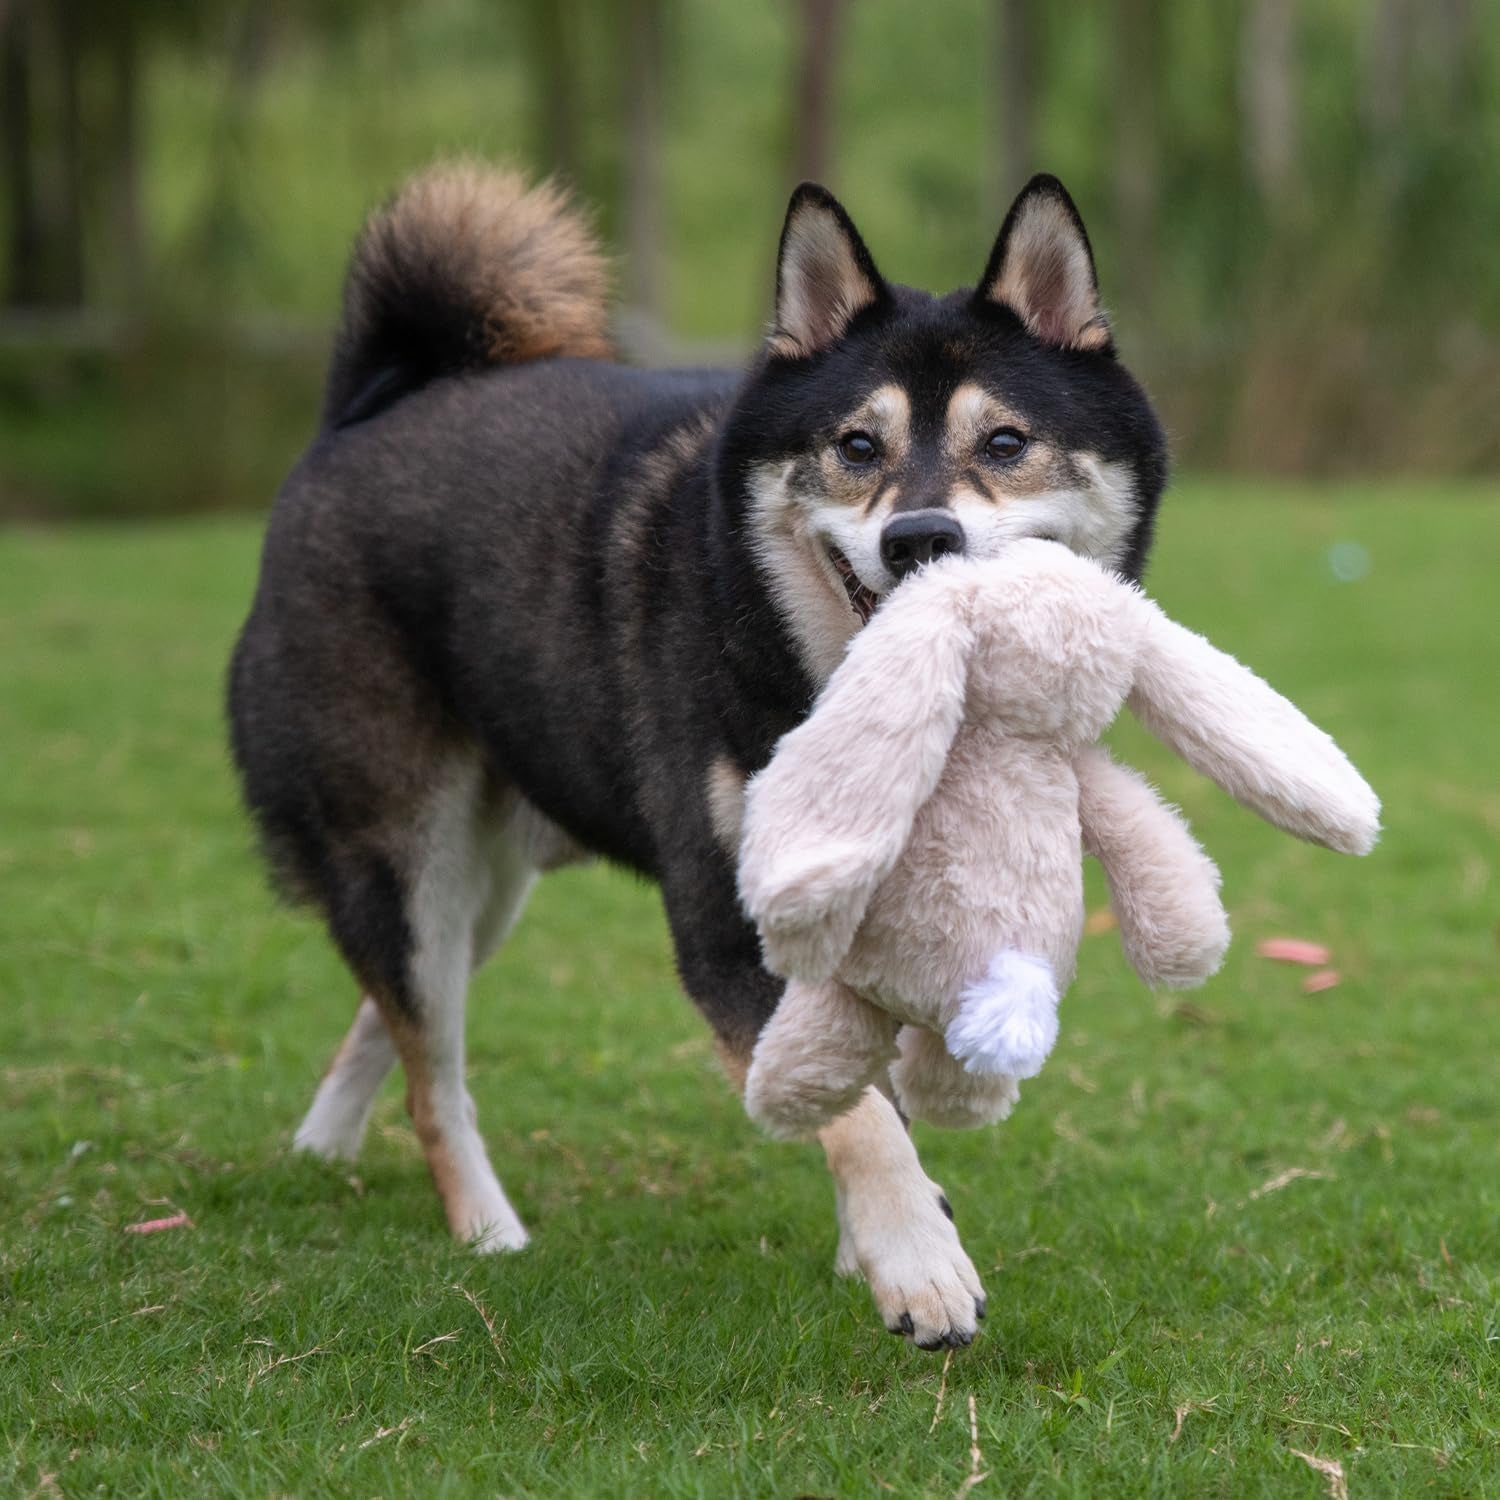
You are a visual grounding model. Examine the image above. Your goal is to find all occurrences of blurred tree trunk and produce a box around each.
[789,0,846,188]
[198,5,274,298]
[1112,0,1161,321]
[1239,0,1298,213]
[622,0,663,320]
[1362,0,1410,141]
[51,0,86,305]
[105,8,146,306]
[1361,0,1417,203]
[1421,0,1478,133]
[1,0,87,307]
[1,1,44,306]
[524,0,580,182]
[992,0,1036,208]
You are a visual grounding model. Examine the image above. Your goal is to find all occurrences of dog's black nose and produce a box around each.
[879,510,966,579]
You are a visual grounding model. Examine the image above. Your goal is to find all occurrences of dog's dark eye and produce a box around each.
[836,431,879,467]
[983,428,1028,462]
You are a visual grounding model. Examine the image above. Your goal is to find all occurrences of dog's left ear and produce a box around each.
[976,174,1112,353]
[770,183,888,359]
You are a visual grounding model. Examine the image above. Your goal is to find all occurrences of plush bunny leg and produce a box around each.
[1075,745,1231,987]
[946,951,1060,1079]
[890,1025,1020,1129]
[744,977,899,1140]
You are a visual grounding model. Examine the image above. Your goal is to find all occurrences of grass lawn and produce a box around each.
[2,485,1497,1497]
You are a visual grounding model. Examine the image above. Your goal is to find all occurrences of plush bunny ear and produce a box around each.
[1126,604,1381,855]
[738,567,975,981]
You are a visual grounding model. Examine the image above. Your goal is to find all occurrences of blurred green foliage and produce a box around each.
[2,0,1498,516]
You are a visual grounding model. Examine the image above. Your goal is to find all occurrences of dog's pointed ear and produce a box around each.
[977,174,1112,353]
[770,183,887,359]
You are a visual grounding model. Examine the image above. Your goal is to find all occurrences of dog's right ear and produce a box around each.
[769,183,888,359]
[977,174,1112,353]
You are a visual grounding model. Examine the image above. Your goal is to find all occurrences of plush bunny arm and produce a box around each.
[738,568,976,981]
[1074,745,1230,988]
[1126,604,1381,856]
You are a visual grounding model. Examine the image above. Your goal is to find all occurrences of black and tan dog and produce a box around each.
[228,164,1167,1350]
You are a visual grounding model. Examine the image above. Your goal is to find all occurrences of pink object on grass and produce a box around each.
[1301,969,1341,994]
[124,1213,193,1235]
[1256,937,1332,966]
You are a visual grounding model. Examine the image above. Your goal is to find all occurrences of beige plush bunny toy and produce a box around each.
[737,539,1380,1140]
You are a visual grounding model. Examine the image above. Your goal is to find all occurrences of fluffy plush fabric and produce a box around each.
[739,540,1380,1138]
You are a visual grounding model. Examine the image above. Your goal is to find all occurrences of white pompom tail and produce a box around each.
[946,950,1060,1080]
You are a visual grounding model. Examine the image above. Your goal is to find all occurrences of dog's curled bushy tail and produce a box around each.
[323,163,612,427]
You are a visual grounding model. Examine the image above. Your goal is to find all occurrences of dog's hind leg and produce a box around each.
[377,761,537,1253]
[294,995,397,1160]
[301,758,538,1251]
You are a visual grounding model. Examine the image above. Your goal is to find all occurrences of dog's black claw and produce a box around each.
[915,1335,947,1352]
[937,1193,954,1222]
[943,1327,974,1349]
[895,1311,915,1336]
[975,1296,987,1321]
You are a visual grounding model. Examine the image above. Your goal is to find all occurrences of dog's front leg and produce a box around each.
[820,1088,987,1349]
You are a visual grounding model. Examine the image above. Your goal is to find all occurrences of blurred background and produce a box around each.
[1,0,1497,519]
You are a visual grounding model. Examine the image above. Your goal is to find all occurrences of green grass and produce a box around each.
[2,486,1498,1496]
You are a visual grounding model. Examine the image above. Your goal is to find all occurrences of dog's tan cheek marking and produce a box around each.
[745,459,857,684]
[958,441,1062,503]
[706,756,747,855]
[714,1038,751,1094]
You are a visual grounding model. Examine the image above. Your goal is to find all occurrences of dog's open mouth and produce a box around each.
[829,547,880,624]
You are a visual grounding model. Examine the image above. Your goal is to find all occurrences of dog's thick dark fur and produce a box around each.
[229,163,1167,1349]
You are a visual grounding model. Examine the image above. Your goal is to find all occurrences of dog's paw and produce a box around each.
[449,1187,530,1254]
[947,950,1060,1080]
[835,1178,987,1350]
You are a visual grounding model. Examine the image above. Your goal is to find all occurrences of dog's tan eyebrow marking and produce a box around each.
[944,382,1027,464]
[706,756,747,854]
[850,383,911,461]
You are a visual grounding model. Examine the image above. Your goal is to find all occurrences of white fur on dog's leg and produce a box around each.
[294,996,397,1160]
[396,759,533,1255]
[947,950,1060,1080]
[426,1087,530,1253]
[820,1089,986,1349]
